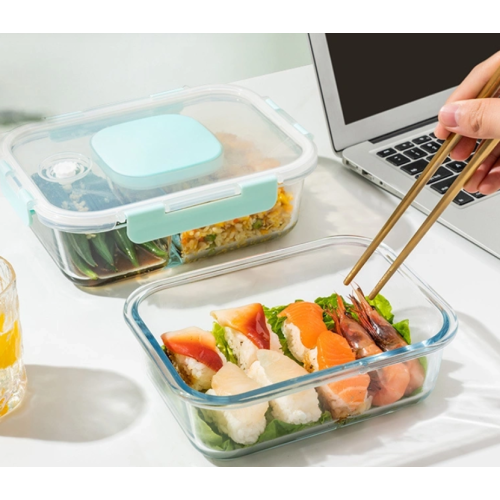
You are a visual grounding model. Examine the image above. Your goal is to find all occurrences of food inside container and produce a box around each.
[0,85,316,286]
[124,236,458,459]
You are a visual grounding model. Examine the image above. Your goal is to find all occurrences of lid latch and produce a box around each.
[0,160,34,226]
[124,175,278,244]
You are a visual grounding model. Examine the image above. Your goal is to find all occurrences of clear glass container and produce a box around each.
[124,236,458,459]
[0,257,27,418]
[0,85,317,286]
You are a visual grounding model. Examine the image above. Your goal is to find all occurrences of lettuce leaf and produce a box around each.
[195,410,333,451]
[393,319,411,344]
[263,304,301,363]
[262,304,287,336]
[314,293,357,328]
[256,411,332,444]
[212,322,237,364]
[367,294,394,323]
[195,411,237,451]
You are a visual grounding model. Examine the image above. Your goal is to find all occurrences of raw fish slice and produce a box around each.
[278,301,326,349]
[211,303,280,371]
[161,327,225,391]
[206,363,268,445]
[316,331,371,419]
[211,303,271,349]
[248,350,322,425]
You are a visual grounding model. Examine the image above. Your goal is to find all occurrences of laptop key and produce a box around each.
[431,176,457,195]
[421,141,441,154]
[377,147,397,158]
[395,141,413,151]
[404,147,427,160]
[426,154,451,163]
[413,135,432,145]
[472,192,487,199]
[386,153,411,166]
[426,166,454,184]
[401,159,428,176]
[453,191,475,206]
[447,161,467,173]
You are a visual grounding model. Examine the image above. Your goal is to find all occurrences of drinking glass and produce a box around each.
[0,257,27,418]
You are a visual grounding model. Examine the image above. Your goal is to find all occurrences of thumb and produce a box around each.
[438,98,500,138]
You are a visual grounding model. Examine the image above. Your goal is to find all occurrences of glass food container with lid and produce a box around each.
[124,236,458,459]
[0,85,317,286]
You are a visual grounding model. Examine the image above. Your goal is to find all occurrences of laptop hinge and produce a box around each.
[370,116,438,144]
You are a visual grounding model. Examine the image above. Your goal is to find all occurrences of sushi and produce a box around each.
[210,303,281,371]
[161,327,225,391]
[278,301,329,370]
[205,363,268,445]
[248,350,322,425]
[315,330,372,419]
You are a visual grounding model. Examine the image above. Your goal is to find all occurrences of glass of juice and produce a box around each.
[0,257,27,418]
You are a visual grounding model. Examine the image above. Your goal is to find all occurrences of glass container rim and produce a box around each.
[123,235,459,409]
[0,256,16,300]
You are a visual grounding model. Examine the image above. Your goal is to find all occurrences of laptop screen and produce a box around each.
[326,34,500,125]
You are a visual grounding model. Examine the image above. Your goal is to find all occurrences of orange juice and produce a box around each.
[0,258,27,419]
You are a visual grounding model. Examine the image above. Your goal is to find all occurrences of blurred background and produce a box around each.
[0,34,311,131]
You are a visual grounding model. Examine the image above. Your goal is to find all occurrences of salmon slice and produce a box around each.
[211,303,270,349]
[278,301,326,349]
[316,331,371,417]
[161,327,223,372]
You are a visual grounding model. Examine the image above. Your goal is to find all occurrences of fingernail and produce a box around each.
[439,103,460,128]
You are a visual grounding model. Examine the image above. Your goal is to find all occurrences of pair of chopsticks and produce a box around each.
[344,66,500,300]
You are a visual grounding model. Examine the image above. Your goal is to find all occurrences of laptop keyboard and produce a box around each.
[375,132,485,207]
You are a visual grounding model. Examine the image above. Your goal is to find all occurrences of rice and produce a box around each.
[179,132,295,261]
[180,187,293,260]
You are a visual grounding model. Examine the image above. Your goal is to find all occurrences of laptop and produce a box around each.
[309,34,500,258]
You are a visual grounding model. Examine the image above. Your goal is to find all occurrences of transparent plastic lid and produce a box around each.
[0,85,317,241]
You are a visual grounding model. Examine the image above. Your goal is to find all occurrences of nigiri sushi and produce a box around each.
[161,327,225,391]
[248,350,322,425]
[278,301,328,365]
[315,330,372,419]
[205,363,268,445]
[211,303,281,371]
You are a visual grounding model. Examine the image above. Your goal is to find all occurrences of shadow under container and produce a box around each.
[124,236,458,459]
[0,85,317,286]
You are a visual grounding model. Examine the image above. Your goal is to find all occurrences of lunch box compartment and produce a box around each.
[0,85,317,286]
[124,236,458,459]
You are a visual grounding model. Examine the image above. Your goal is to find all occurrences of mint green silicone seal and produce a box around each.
[91,114,223,190]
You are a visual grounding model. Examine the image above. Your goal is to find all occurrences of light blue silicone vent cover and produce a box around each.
[90,114,223,190]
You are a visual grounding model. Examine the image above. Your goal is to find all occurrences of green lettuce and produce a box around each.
[263,304,301,363]
[393,319,411,344]
[212,322,237,364]
[195,410,333,451]
[367,294,394,323]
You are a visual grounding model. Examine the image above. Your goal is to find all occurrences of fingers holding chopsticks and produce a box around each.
[434,50,500,195]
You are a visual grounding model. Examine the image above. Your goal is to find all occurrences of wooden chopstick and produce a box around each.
[344,64,500,295]
[343,132,461,286]
[368,137,499,300]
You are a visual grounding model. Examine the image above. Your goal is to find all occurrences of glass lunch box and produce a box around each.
[124,236,458,459]
[0,85,317,286]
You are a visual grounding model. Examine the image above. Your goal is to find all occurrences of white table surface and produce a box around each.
[1,65,500,467]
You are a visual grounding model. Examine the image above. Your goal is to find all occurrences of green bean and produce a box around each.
[113,228,139,267]
[66,233,97,268]
[140,240,169,258]
[66,242,99,280]
[90,233,115,268]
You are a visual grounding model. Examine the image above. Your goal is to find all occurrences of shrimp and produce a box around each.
[330,295,410,406]
[351,286,425,396]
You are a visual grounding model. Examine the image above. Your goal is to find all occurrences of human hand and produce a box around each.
[435,51,500,195]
